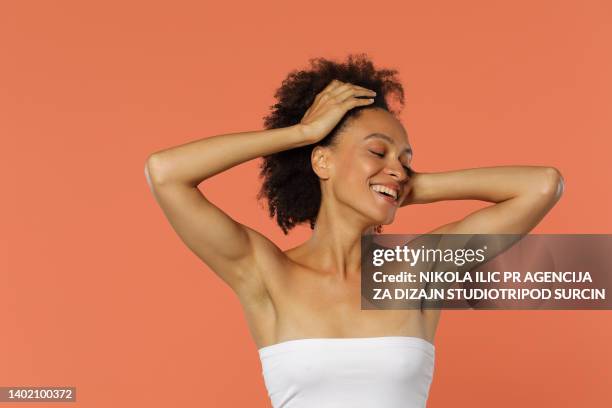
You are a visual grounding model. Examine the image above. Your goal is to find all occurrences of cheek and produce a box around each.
[333,161,376,187]
[330,162,380,203]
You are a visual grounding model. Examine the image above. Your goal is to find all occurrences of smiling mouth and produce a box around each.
[370,185,399,205]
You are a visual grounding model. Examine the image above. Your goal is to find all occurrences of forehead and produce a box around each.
[342,108,410,149]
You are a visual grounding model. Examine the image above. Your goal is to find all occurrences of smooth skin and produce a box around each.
[145,80,564,348]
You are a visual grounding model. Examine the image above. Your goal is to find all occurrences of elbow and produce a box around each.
[536,167,564,202]
[145,153,168,187]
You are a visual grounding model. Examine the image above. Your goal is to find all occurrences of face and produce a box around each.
[315,108,413,226]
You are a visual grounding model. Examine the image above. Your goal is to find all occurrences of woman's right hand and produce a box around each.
[298,79,377,144]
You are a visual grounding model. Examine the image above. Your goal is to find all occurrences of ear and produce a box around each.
[311,145,331,180]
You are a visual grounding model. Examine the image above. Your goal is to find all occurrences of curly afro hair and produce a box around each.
[257,53,406,235]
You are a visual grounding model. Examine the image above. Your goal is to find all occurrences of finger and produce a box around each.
[327,82,355,98]
[342,96,375,110]
[314,79,344,103]
[329,83,376,101]
[316,82,346,104]
[335,87,377,103]
[318,79,344,98]
[350,84,377,93]
[336,83,376,93]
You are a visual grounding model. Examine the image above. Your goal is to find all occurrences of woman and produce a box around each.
[144,54,563,408]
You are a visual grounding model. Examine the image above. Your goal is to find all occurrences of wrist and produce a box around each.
[402,172,431,206]
[289,124,316,148]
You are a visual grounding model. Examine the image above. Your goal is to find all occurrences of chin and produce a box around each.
[364,200,398,225]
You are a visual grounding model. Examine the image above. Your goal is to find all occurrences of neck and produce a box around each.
[304,197,377,281]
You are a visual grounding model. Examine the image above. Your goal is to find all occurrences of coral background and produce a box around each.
[1,0,611,406]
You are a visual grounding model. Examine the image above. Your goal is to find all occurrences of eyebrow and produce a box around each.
[364,133,413,156]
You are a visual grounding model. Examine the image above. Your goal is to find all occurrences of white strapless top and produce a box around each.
[258,336,435,408]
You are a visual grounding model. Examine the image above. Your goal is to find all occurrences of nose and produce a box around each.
[384,161,408,181]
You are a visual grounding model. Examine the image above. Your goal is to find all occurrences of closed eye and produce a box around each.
[370,150,412,176]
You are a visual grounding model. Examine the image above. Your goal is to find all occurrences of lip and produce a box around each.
[369,182,402,205]
[377,182,401,193]
[370,185,400,206]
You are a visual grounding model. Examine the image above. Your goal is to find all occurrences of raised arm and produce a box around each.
[402,165,564,234]
[144,124,310,297]
[394,166,563,328]
[144,79,377,298]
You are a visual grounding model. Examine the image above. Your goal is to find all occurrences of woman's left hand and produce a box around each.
[399,170,427,206]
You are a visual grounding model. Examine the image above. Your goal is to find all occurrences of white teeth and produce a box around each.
[371,184,398,199]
